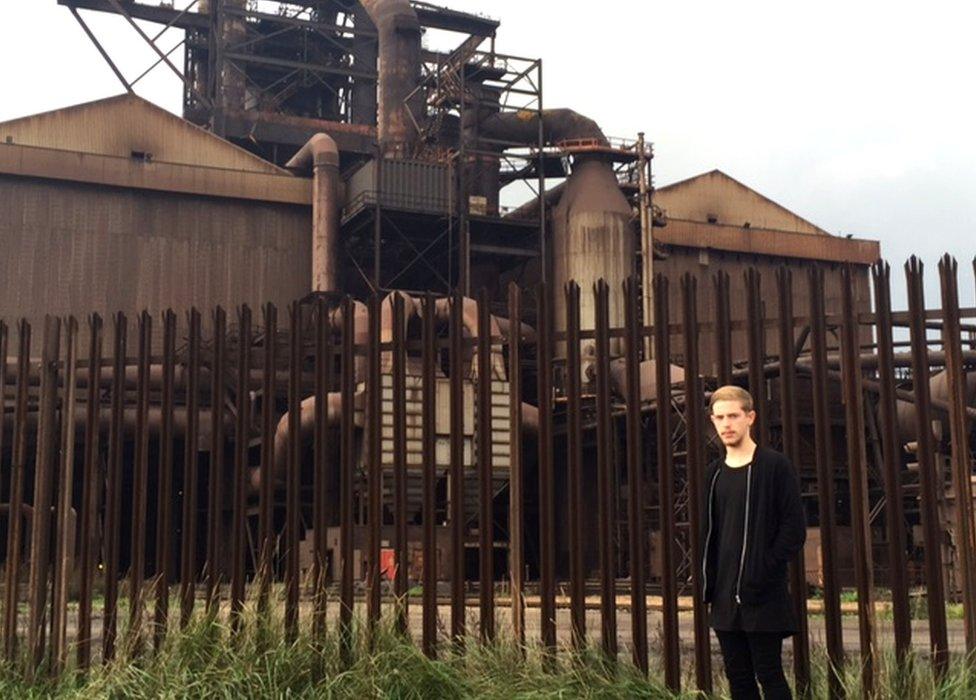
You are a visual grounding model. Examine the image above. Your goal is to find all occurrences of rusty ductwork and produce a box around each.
[286,133,341,293]
[360,0,423,157]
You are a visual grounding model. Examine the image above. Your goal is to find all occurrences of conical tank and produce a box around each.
[552,156,636,379]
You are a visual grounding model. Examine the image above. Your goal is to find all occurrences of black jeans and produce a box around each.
[715,630,792,699]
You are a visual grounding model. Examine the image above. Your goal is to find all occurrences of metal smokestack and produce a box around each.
[286,133,342,293]
[360,0,423,156]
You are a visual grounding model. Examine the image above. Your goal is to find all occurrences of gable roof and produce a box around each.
[0,93,287,175]
[655,169,827,235]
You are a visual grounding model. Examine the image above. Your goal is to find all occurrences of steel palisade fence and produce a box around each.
[0,257,973,699]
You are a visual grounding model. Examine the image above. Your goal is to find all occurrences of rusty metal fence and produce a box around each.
[0,256,975,697]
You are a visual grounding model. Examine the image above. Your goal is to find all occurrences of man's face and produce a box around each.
[709,399,756,448]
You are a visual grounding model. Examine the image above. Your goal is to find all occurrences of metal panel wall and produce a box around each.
[0,176,311,345]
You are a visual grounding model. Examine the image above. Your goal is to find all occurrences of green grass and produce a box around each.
[1,610,976,698]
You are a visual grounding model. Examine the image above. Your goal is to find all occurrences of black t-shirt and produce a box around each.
[709,462,797,634]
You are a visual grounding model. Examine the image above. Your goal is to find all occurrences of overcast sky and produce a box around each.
[2,0,974,307]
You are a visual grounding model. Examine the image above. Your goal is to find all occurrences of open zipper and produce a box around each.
[734,463,753,605]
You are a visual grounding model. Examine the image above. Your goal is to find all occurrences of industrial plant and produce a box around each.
[3,5,975,684]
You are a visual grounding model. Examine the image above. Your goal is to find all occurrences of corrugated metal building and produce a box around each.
[653,170,880,373]
[0,94,312,342]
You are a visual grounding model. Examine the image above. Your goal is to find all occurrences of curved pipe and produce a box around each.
[360,0,422,156]
[286,133,341,293]
[479,108,607,147]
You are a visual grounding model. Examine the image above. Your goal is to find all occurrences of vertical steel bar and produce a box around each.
[180,308,201,628]
[744,268,768,445]
[27,317,60,669]
[2,322,29,661]
[230,306,251,626]
[939,255,976,651]
[871,263,911,659]
[421,292,438,656]
[565,282,585,650]
[206,307,226,614]
[154,310,177,647]
[366,292,382,633]
[313,297,331,637]
[653,275,680,690]
[449,291,465,644]
[623,278,648,674]
[506,283,525,648]
[51,317,78,673]
[0,322,5,503]
[906,257,949,674]
[775,269,810,693]
[339,297,355,652]
[840,265,876,697]
[476,288,495,643]
[128,311,151,648]
[808,267,845,698]
[392,293,409,635]
[714,271,732,385]
[2,321,29,661]
[681,274,712,693]
[285,302,301,641]
[257,303,276,613]
[536,282,556,657]
[77,314,102,668]
[102,314,126,661]
[594,280,617,661]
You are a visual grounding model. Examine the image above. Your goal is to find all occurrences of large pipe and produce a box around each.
[286,133,341,293]
[360,0,422,156]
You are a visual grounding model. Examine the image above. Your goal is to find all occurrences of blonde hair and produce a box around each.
[709,385,754,413]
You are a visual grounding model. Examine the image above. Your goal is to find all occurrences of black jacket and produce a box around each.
[701,446,806,606]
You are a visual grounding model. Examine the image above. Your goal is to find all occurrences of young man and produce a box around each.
[702,385,806,700]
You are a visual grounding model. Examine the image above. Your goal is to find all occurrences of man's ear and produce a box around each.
[746,410,756,426]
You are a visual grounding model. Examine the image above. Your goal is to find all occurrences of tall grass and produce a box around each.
[1,608,975,698]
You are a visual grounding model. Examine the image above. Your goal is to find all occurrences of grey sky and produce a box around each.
[3,0,974,307]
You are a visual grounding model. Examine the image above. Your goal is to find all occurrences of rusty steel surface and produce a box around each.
[2,320,29,660]
[50,317,78,673]
[128,312,151,650]
[102,314,125,662]
[285,303,301,641]
[681,274,712,694]
[871,263,911,659]
[230,306,251,627]
[257,303,277,614]
[180,309,201,628]
[421,292,438,656]
[392,294,408,635]
[653,276,680,691]
[536,282,556,658]
[477,288,495,642]
[449,291,465,644]
[76,314,102,668]
[594,280,617,661]
[155,310,177,647]
[565,282,585,650]
[506,283,525,649]
[906,257,949,675]
[206,308,227,614]
[339,296,355,652]
[0,258,975,683]
[745,268,768,445]
[367,294,382,632]
[314,297,332,636]
[623,278,647,675]
[775,269,810,694]
[808,267,845,699]
[27,316,60,668]
[841,265,877,697]
[714,271,732,386]
[939,256,976,651]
